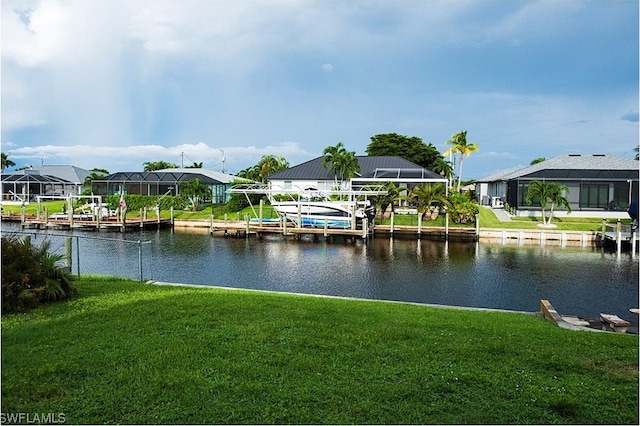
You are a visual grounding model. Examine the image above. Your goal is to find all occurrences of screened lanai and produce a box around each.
[91,169,237,203]
[1,172,75,202]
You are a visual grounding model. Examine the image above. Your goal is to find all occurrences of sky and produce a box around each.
[2,0,638,180]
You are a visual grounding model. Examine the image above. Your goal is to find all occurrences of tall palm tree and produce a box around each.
[409,183,448,220]
[525,180,571,225]
[1,152,16,173]
[322,143,360,189]
[444,131,479,192]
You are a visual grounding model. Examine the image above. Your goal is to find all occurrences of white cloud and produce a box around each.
[321,63,333,73]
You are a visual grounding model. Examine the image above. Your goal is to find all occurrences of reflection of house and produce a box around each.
[267,156,447,194]
[91,169,238,203]
[476,154,639,217]
[1,166,91,202]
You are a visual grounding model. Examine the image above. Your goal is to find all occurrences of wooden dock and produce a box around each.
[2,214,173,232]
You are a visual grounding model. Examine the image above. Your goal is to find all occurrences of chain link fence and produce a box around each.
[2,230,153,281]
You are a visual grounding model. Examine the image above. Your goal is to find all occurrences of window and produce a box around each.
[579,184,608,209]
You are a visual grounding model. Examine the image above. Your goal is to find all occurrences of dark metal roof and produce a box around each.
[94,170,233,185]
[268,156,444,181]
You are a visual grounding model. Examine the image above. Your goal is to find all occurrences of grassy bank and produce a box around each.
[2,278,637,424]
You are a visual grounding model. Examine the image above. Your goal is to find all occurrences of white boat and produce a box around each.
[228,184,384,228]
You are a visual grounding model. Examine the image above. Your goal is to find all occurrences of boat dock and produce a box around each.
[598,219,638,254]
[2,214,173,232]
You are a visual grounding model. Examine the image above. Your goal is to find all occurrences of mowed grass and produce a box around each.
[2,278,637,425]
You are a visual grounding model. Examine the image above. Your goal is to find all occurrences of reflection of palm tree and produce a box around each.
[1,152,16,172]
[410,183,448,220]
[525,180,571,225]
[444,131,479,191]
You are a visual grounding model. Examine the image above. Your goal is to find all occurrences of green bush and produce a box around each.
[105,194,189,211]
[1,235,77,313]
[447,191,479,224]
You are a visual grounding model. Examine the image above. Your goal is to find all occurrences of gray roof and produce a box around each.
[477,154,639,182]
[268,156,445,181]
[10,165,91,184]
[96,168,237,185]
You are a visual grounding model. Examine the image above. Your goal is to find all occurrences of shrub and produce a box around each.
[447,191,480,224]
[1,235,77,313]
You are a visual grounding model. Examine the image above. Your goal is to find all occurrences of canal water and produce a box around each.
[3,223,638,321]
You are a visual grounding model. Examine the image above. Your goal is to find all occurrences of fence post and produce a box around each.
[65,237,72,272]
[76,236,80,276]
[138,240,143,282]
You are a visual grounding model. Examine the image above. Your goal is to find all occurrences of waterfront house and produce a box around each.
[91,168,238,203]
[1,165,91,202]
[267,155,447,200]
[475,154,639,218]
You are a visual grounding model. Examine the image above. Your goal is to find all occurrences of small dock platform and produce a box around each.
[598,219,639,253]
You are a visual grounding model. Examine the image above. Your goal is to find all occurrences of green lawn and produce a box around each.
[2,278,637,424]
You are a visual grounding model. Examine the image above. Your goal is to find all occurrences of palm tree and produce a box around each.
[143,161,178,171]
[634,145,639,161]
[322,143,360,189]
[180,178,212,211]
[1,152,16,172]
[444,131,479,192]
[525,180,571,225]
[409,183,448,220]
[363,182,401,219]
[257,155,289,183]
[187,162,203,168]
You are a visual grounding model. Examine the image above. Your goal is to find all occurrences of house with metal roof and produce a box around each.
[91,168,238,203]
[475,154,639,217]
[267,156,447,193]
[1,165,91,202]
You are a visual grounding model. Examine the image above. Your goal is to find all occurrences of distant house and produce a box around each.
[1,165,91,202]
[91,168,238,203]
[267,155,447,194]
[475,154,639,217]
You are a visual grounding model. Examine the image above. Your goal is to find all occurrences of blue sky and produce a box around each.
[2,0,638,179]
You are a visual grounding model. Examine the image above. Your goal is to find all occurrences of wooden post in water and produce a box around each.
[445,211,449,240]
[44,207,48,227]
[616,219,622,256]
[362,218,368,239]
[170,207,174,226]
[68,197,74,227]
[297,204,302,229]
[139,208,144,228]
[417,212,422,239]
[259,199,264,227]
[245,214,250,237]
[601,218,606,245]
[20,203,26,228]
[351,205,356,231]
[283,215,287,237]
[475,213,479,240]
[323,220,328,239]
[390,211,394,237]
[96,205,100,231]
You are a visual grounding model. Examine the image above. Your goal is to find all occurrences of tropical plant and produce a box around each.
[322,143,361,189]
[446,191,479,224]
[257,155,289,183]
[1,235,76,313]
[1,152,16,172]
[525,180,571,225]
[361,182,401,219]
[143,161,178,171]
[179,178,212,211]
[444,131,479,191]
[83,168,110,189]
[634,145,639,161]
[186,162,203,168]
[410,183,449,220]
